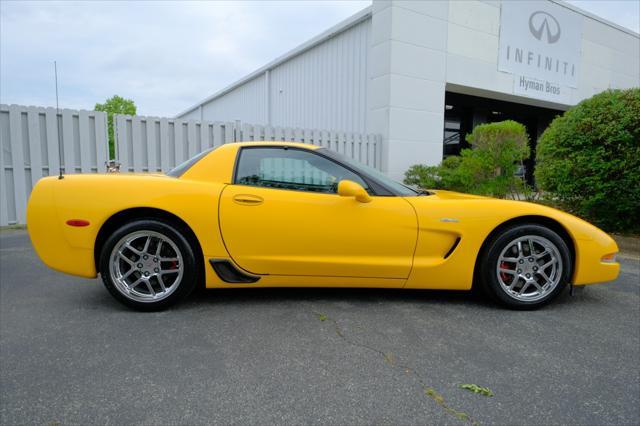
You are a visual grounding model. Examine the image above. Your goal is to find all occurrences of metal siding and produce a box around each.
[269,19,370,133]
[196,19,370,134]
[179,109,201,121]
[200,74,267,124]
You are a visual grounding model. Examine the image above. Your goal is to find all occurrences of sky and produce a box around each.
[1,0,638,117]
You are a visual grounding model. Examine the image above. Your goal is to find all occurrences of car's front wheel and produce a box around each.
[479,224,572,309]
[99,219,197,311]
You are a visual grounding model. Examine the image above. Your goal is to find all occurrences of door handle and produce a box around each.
[233,194,264,206]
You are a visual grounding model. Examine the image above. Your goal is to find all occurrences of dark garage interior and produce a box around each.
[443,91,563,185]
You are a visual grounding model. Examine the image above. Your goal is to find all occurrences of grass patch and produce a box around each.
[0,224,26,232]
[459,383,493,397]
[425,388,478,425]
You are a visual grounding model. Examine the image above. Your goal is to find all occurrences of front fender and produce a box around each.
[538,205,620,285]
[403,194,619,289]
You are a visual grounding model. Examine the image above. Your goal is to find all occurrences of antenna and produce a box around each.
[54,61,64,179]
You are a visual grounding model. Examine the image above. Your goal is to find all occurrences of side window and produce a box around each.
[235,147,369,194]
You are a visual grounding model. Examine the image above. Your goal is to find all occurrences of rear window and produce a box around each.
[166,148,213,177]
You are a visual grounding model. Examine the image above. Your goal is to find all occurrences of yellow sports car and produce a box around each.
[27,142,619,310]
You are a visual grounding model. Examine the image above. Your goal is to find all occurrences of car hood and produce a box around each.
[426,190,488,200]
[406,190,616,244]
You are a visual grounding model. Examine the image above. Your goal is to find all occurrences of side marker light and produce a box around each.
[601,253,617,263]
[66,219,90,227]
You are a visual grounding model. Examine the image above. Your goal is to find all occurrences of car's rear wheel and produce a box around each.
[99,219,197,311]
[479,224,572,309]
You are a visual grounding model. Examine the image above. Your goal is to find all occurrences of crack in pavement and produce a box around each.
[313,312,479,425]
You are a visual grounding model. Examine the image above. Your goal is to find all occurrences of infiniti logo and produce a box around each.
[529,11,561,44]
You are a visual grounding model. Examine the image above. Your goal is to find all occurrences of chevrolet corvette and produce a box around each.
[27,142,619,310]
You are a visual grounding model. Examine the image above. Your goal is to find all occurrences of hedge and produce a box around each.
[535,88,640,233]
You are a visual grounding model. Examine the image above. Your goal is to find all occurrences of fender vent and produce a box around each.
[209,259,260,283]
[444,237,461,259]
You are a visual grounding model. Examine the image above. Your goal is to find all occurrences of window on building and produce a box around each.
[443,117,462,157]
[235,147,369,193]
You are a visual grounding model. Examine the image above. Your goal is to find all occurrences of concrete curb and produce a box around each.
[0,225,26,233]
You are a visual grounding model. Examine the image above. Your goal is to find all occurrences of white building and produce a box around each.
[176,0,640,180]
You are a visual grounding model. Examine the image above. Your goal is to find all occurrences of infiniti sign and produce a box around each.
[498,1,582,90]
[529,11,561,44]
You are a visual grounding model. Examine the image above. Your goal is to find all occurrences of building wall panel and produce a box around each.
[448,0,499,35]
[268,19,370,133]
[200,74,267,124]
[189,19,371,134]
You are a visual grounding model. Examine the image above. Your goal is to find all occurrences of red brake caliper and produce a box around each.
[499,261,510,282]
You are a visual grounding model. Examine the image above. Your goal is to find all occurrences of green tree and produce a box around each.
[535,88,640,233]
[95,95,137,159]
[404,120,530,198]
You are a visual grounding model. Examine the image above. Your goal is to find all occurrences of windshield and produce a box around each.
[319,148,418,196]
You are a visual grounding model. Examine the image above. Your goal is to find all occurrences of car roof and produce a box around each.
[229,141,321,150]
[177,141,321,182]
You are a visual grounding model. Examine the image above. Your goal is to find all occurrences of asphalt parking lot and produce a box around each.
[1,229,638,425]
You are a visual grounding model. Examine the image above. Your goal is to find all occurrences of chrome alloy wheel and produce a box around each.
[108,230,184,303]
[496,235,563,302]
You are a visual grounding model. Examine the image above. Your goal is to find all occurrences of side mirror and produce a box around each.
[337,180,372,203]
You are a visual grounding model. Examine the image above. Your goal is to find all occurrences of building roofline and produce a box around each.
[175,5,372,118]
[176,0,638,118]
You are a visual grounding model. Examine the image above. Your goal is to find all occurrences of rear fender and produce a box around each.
[27,174,229,279]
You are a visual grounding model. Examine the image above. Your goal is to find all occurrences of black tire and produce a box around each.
[478,224,572,310]
[99,219,198,311]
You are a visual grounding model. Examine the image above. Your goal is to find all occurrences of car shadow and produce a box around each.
[178,285,494,310]
[81,279,587,313]
[178,283,594,312]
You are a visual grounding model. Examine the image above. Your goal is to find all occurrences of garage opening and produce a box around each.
[443,92,563,186]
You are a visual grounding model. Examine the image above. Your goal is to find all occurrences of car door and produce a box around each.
[218,146,417,280]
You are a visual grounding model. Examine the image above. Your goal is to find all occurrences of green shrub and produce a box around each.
[404,156,466,190]
[404,164,442,189]
[535,88,640,233]
[404,120,530,198]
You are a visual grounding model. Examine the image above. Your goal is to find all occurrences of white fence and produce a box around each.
[113,115,380,173]
[0,105,109,226]
[0,105,381,226]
